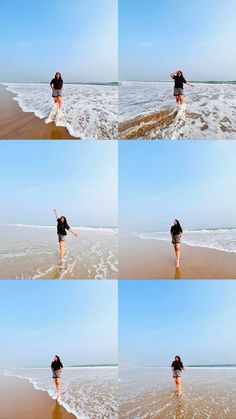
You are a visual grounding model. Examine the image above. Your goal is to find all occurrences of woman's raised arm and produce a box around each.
[53,208,59,220]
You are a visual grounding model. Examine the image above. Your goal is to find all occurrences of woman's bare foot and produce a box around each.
[176,260,180,268]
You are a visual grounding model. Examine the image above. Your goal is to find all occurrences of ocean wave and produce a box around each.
[4,83,118,139]
[0,224,118,233]
[132,229,236,253]
[119,82,236,139]
[4,367,118,419]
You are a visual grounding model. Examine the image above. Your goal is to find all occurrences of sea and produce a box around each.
[119,366,236,418]
[5,366,118,419]
[119,81,236,139]
[0,224,118,279]
[133,228,236,253]
[3,82,118,139]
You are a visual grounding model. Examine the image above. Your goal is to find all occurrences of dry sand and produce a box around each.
[0,85,75,139]
[0,374,76,419]
[119,234,236,279]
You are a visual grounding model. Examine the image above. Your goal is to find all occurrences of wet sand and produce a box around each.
[118,108,177,139]
[0,374,75,419]
[119,367,236,419]
[119,234,236,279]
[0,85,74,139]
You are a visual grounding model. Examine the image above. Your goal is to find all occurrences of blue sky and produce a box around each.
[0,0,117,82]
[119,280,236,366]
[119,0,236,81]
[0,280,117,368]
[0,141,117,226]
[119,141,236,231]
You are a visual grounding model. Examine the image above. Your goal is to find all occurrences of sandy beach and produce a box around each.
[0,374,75,419]
[119,234,236,279]
[0,85,74,139]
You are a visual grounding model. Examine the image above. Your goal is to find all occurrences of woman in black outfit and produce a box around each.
[171,355,184,396]
[170,70,193,105]
[50,72,64,110]
[170,219,183,267]
[54,209,77,258]
[51,355,63,400]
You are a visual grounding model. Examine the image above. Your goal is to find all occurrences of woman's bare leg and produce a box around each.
[176,377,182,395]
[175,243,181,267]
[54,378,61,399]
[173,244,178,263]
[57,96,62,109]
[59,241,65,258]
[53,97,58,105]
[180,94,185,105]
[174,377,178,392]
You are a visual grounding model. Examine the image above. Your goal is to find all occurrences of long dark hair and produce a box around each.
[174,219,182,230]
[175,355,182,362]
[177,70,183,77]
[55,355,61,363]
[60,216,67,225]
[55,72,63,82]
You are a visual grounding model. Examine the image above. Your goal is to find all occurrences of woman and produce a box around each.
[46,72,64,123]
[51,355,63,400]
[170,219,183,268]
[170,70,193,105]
[54,209,77,258]
[171,355,184,397]
[50,72,63,110]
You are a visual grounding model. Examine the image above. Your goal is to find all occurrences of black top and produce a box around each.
[172,360,184,371]
[51,360,63,371]
[57,218,70,235]
[171,225,183,236]
[172,75,186,89]
[50,78,63,90]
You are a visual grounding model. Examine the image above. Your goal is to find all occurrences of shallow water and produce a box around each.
[133,228,236,253]
[0,225,118,279]
[3,83,118,139]
[5,367,118,419]
[119,367,236,418]
[119,82,236,139]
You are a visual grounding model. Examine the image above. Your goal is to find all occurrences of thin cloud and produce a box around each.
[18,41,35,48]
[31,325,59,337]
[140,41,153,48]
[147,189,177,202]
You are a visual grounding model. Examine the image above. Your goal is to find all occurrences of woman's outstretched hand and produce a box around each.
[69,229,78,237]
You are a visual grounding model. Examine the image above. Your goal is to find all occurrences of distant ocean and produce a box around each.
[133,228,236,253]
[5,366,118,419]
[3,82,118,139]
[119,81,236,139]
[0,224,118,279]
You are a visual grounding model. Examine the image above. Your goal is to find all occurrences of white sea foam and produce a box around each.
[5,367,118,419]
[133,228,236,253]
[0,224,117,233]
[119,81,236,139]
[4,82,118,139]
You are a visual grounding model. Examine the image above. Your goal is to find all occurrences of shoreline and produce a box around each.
[0,85,75,139]
[0,373,76,419]
[119,234,236,279]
